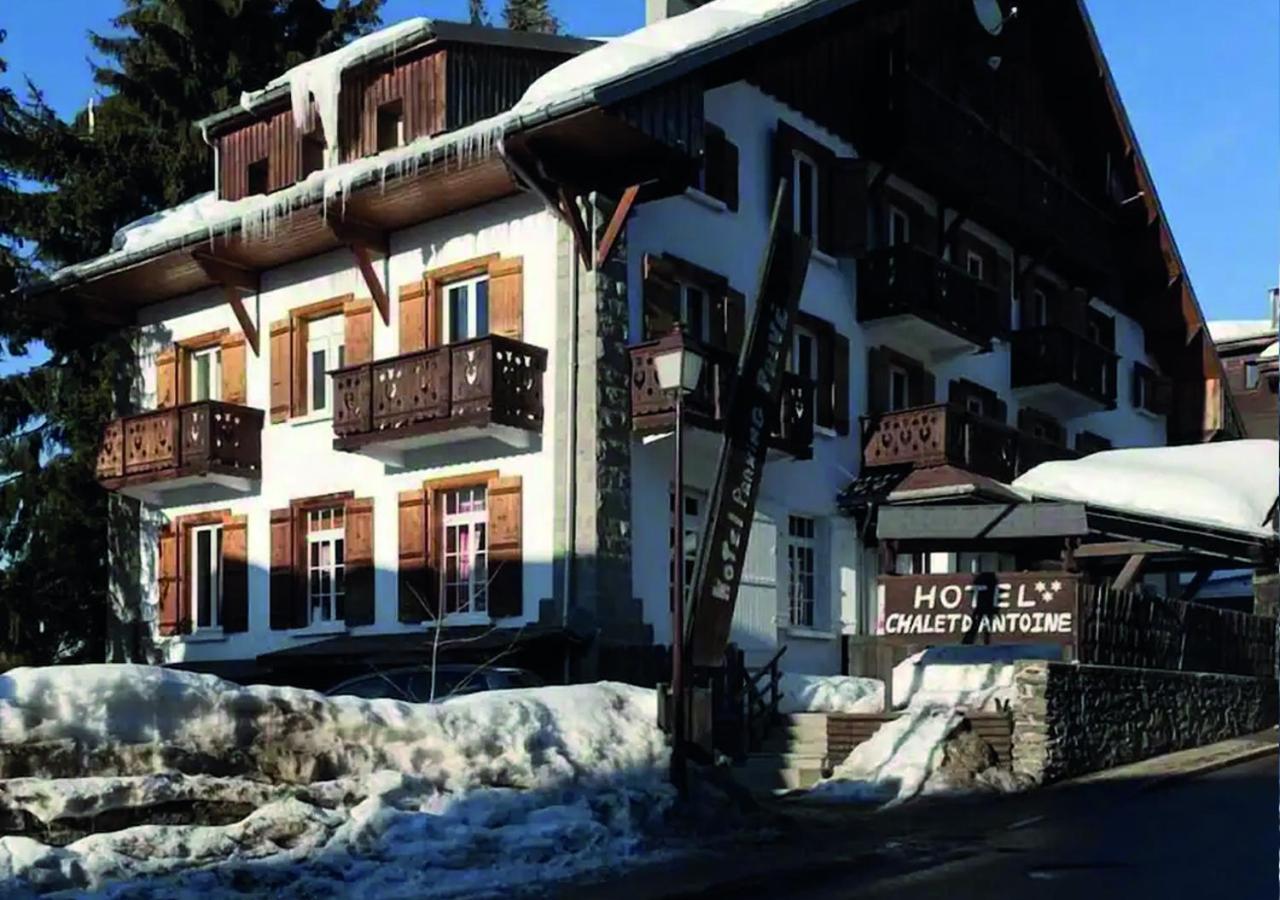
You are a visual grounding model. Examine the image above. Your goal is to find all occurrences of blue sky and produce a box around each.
[2,0,1276,335]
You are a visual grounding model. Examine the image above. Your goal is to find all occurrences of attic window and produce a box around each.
[377,100,405,152]
[247,158,269,196]
[301,134,325,179]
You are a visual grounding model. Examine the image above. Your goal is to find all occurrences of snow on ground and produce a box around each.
[0,665,672,897]
[777,674,883,715]
[890,647,1046,710]
[1012,440,1280,538]
[1206,320,1274,344]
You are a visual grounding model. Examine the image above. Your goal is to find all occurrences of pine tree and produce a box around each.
[469,0,490,26]
[0,2,385,665]
[504,0,558,34]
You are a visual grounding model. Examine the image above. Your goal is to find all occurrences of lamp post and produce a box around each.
[652,324,704,796]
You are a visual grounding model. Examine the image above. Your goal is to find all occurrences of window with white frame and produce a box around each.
[678,281,712,344]
[190,524,223,630]
[792,151,819,240]
[888,205,910,246]
[965,251,985,282]
[442,486,489,615]
[189,346,221,402]
[791,324,819,418]
[445,275,490,343]
[306,507,345,624]
[668,490,705,606]
[306,314,345,416]
[787,515,818,628]
[887,363,911,412]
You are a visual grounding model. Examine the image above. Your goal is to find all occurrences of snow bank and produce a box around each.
[514,0,826,117]
[891,647,1048,710]
[1206,319,1274,344]
[777,673,883,714]
[0,665,672,896]
[1012,440,1280,538]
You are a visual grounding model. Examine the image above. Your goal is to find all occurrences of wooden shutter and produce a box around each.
[221,514,249,633]
[867,347,889,416]
[158,524,182,636]
[426,277,444,348]
[156,347,178,410]
[912,368,936,407]
[832,333,850,435]
[724,289,746,354]
[399,280,427,354]
[824,158,869,258]
[1058,288,1089,335]
[290,317,311,418]
[398,489,432,623]
[269,507,297,629]
[815,325,835,429]
[772,124,797,233]
[642,255,680,340]
[269,319,292,423]
[343,299,374,366]
[220,334,248,405]
[486,475,523,619]
[1151,373,1174,415]
[344,498,375,626]
[489,257,524,339]
[704,126,739,212]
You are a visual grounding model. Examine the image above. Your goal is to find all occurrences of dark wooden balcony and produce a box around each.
[332,334,547,459]
[96,401,264,501]
[1011,325,1118,416]
[858,244,1010,356]
[861,403,1079,484]
[629,333,814,460]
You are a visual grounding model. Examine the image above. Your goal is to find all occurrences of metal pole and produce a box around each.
[672,386,687,796]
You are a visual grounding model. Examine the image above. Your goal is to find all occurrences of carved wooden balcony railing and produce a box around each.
[858,244,1010,348]
[96,401,264,493]
[1011,325,1119,409]
[629,332,814,459]
[861,403,1079,483]
[331,334,548,450]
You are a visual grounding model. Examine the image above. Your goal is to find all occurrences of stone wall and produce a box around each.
[1012,660,1278,784]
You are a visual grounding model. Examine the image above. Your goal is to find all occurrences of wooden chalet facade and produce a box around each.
[38,1,1248,686]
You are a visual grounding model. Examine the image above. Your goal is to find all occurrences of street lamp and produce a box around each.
[653,324,704,797]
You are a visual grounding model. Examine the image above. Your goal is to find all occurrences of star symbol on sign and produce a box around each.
[1050,580,1062,592]
[1034,581,1046,593]
[1042,592,1054,602]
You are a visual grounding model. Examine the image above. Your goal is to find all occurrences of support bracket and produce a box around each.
[192,252,261,355]
[557,188,593,271]
[325,215,390,325]
[596,184,641,269]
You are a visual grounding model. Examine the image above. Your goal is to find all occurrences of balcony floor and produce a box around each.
[335,419,538,468]
[862,314,987,362]
[1012,382,1111,420]
[105,467,260,505]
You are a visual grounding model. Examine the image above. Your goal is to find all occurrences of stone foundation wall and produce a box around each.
[1012,661,1278,784]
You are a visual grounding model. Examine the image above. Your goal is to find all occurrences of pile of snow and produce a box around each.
[1260,341,1278,361]
[1012,440,1280,538]
[0,665,672,896]
[514,0,827,118]
[891,646,1049,710]
[777,673,883,715]
[1206,320,1274,344]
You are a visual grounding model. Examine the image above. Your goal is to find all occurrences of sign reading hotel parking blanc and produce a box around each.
[686,182,812,668]
[878,572,1080,645]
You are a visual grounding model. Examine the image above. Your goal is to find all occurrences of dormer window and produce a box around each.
[377,100,405,152]
[247,158,269,196]
[301,133,325,179]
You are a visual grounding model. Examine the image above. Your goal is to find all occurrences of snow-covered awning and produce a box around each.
[1206,320,1275,345]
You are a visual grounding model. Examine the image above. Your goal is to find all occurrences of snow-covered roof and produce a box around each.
[1011,440,1279,538]
[1207,319,1275,345]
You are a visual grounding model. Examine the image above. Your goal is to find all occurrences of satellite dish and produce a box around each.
[973,0,1013,36]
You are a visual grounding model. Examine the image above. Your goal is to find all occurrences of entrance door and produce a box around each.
[730,512,779,664]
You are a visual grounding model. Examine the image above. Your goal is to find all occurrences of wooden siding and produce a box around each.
[218,101,318,202]
[444,44,573,131]
[340,47,447,163]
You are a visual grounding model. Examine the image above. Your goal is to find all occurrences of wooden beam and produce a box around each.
[595,184,640,269]
[557,188,592,270]
[1112,553,1148,593]
[192,251,259,294]
[326,216,387,257]
[1074,540,1181,559]
[876,503,1089,541]
[1177,568,1213,603]
[223,286,260,356]
[349,244,390,326]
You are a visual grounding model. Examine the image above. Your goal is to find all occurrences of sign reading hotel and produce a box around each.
[878,572,1079,646]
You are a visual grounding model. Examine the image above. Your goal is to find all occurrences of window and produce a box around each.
[189,346,221,402]
[668,490,705,606]
[791,324,819,416]
[792,152,818,240]
[965,251,985,282]
[1028,288,1049,328]
[305,314,345,415]
[301,134,325,179]
[888,206,911,247]
[306,507,345,624]
[888,363,911,412]
[965,395,985,415]
[679,282,712,344]
[376,100,405,152]
[787,516,818,628]
[190,525,223,630]
[445,275,490,343]
[1245,361,1260,390]
[247,158,269,195]
[442,486,488,615]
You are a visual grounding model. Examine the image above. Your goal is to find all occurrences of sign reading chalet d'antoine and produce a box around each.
[686,182,812,668]
[878,572,1080,645]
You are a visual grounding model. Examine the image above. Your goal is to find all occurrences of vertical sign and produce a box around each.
[686,183,812,667]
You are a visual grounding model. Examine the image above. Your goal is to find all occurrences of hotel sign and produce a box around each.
[878,572,1079,646]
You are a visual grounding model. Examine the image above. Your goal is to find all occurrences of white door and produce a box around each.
[730,512,779,663]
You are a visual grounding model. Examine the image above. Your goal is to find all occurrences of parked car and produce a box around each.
[325,665,544,703]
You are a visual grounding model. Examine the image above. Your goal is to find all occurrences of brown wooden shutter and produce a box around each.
[399,280,427,354]
[290,318,311,418]
[772,124,797,233]
[815,326,835,429]
[344,498,375,626]
[426,277,444,348]
[398,489,432,623]
[221,514,249,633]
[269,319,292,423]
[156,347,178,410]
[269,507,297,629]
[1151,374,1174,415]
[488,257,524,340]
[158,524,181,635]
[832,333,851,435]
[912,368,936,407]
[486,475,522,619]
[825,158,869,258]
[867,347,889,416]
[1058,288,1089,335]
[220,334,247,405]
[642,256,680,340]
[343,299,374,366]
[724,289,746,354]
[704,126,739,212]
